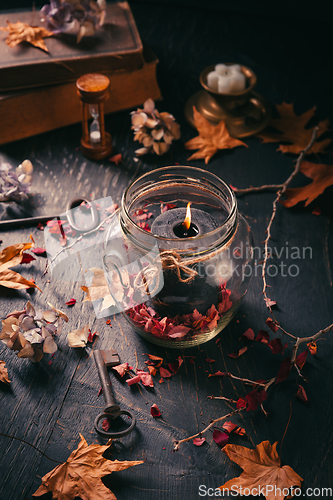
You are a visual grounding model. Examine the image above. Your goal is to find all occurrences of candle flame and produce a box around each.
[183,202,192,230]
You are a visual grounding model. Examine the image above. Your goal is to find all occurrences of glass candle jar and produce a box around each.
[103,165,253,348]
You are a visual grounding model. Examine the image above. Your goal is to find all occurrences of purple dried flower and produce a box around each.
[0,160,33,202]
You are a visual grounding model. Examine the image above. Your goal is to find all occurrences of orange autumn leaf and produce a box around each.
[0,360,10,385]
[1,20,54,52]
[185,107,248,164]
[0,241,41,291]
[33,434,143,500]
[220,441,303,500]
[257,103,331,155]
[281,161,333,207]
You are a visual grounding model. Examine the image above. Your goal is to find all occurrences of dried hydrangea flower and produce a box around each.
[0,159,33,202]
[0,300,68,362]
[131,98,181,157]
[40,0,106,43]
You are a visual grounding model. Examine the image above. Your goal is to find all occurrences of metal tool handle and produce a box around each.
[93,350,120,414]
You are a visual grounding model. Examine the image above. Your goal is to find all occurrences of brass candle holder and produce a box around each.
[184,64,271,138]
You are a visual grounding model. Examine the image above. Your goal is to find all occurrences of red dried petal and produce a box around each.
[228,346,247,359]
[21,253,36,264]
[65,298,76,306]
[31,247,47,256]
[312,207,321,215]
[296,385,308,403]
[205,358,215,363]
[275,357,292,384]
[257,389,268,404]
[109,153,122,165]
[102,418,111,431]
[127,375,141,386]
[264,297,277,308]
[159,367,172,378]
[255,330,270,344]
[97,387,103,397]
[106,319,112,325]
[212,429,229,447]
[295,350,308,370]
[241,328,255,341]
[112,362,129,377]
[168,356,183,374]
[151,403,162,417]
[147,365,157,376]
[266,317,279,332]
[237,397,247,409]
[268,338,283,354]
[137,369,154,387]
[245,390,259,411]
[193,437,206,446]
[87,330,97,342]
[222,421,238,434]
[234,426,246,436]
[208,371,226,377]
[37,223,44,230]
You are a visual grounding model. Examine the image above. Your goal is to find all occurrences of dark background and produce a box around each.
[0,1,332,500]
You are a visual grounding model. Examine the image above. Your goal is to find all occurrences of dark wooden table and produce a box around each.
[0,2,332,499]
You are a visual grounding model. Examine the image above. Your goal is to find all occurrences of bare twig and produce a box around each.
[291,323,333,364]
[233,184,283,195]
[261,127,319,312]
[173,408,244,451]
[207,395,238,404]
[0,431,63,464]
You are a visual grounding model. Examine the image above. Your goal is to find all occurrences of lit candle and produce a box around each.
[207,64,246,94]
[150,204,221,315]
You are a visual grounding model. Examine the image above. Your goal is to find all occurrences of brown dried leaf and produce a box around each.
[1,21,54,52]
[0,360,10,384]
[0,241,41,291]
[185,107,248,164]
[257,103,331,154]
[281,161,333,207]
[68,325,90,348]
[220,441,303,500]
[33,434,143,499]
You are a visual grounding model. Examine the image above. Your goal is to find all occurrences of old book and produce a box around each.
[0,1,144,91]
[0,45,161,145]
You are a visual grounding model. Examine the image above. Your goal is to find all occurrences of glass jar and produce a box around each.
[103,165,253,348]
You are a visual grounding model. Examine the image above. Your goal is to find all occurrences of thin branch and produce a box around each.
[291,323,333,364]
[233,184,283,195]
[262,127,319,311]
[207,395,238,404]
[0,431,63,464]
[173,408,244,451]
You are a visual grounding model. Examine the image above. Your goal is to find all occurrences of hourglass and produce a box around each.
[76,73,113,160]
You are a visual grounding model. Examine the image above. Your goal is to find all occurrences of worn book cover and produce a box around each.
[0,1,144,91]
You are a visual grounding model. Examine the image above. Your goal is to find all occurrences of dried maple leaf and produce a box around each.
[185,107,248,164]
[33,434,143,500]
[281,161,333,208]
[257,103,331,154]
[0,241,41,291]
[1,21,54,52]
[220,441,303,500]
[0,360,10,384]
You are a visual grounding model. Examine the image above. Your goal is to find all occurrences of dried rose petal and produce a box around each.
[228,346,247,359]
[266,317,279,332]
[222,421,238,434]
[275,357,292,384]
[21,253,36,264]
[112,362,129,377]
[307,341,317,355]
[241,328,255,341]
[137,369,154,387]
[208,371,226,377]
[168,356,183,374]
[205,358,215,363]
[295,350,308,370]
[109,153,122,165]
[255,330,270,344]
[296,385,308,403]
[65,298,76,306]
[102,418,111,431]
[213,429,229,447]
[159,367,172,378]
[151,403,162,417]
[31,247,47,256]
[268,338,283,354]
[193,437,206,446]
[127,375,141,386]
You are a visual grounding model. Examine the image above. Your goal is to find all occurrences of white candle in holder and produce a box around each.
[207,64,246,94]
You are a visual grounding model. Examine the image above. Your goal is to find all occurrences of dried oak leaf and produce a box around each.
[257,103,331,154]
[0,360,10,384]
[33,434,143,500]
[220,441,303,500]
[281,161,333,208]
[1,21,54,52]
[185,107,248,164]
[0,241,41,291]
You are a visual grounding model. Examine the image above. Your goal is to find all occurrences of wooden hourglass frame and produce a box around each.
[76,73,113,160]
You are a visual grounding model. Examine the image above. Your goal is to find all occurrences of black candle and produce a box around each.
[149,205,220,316]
